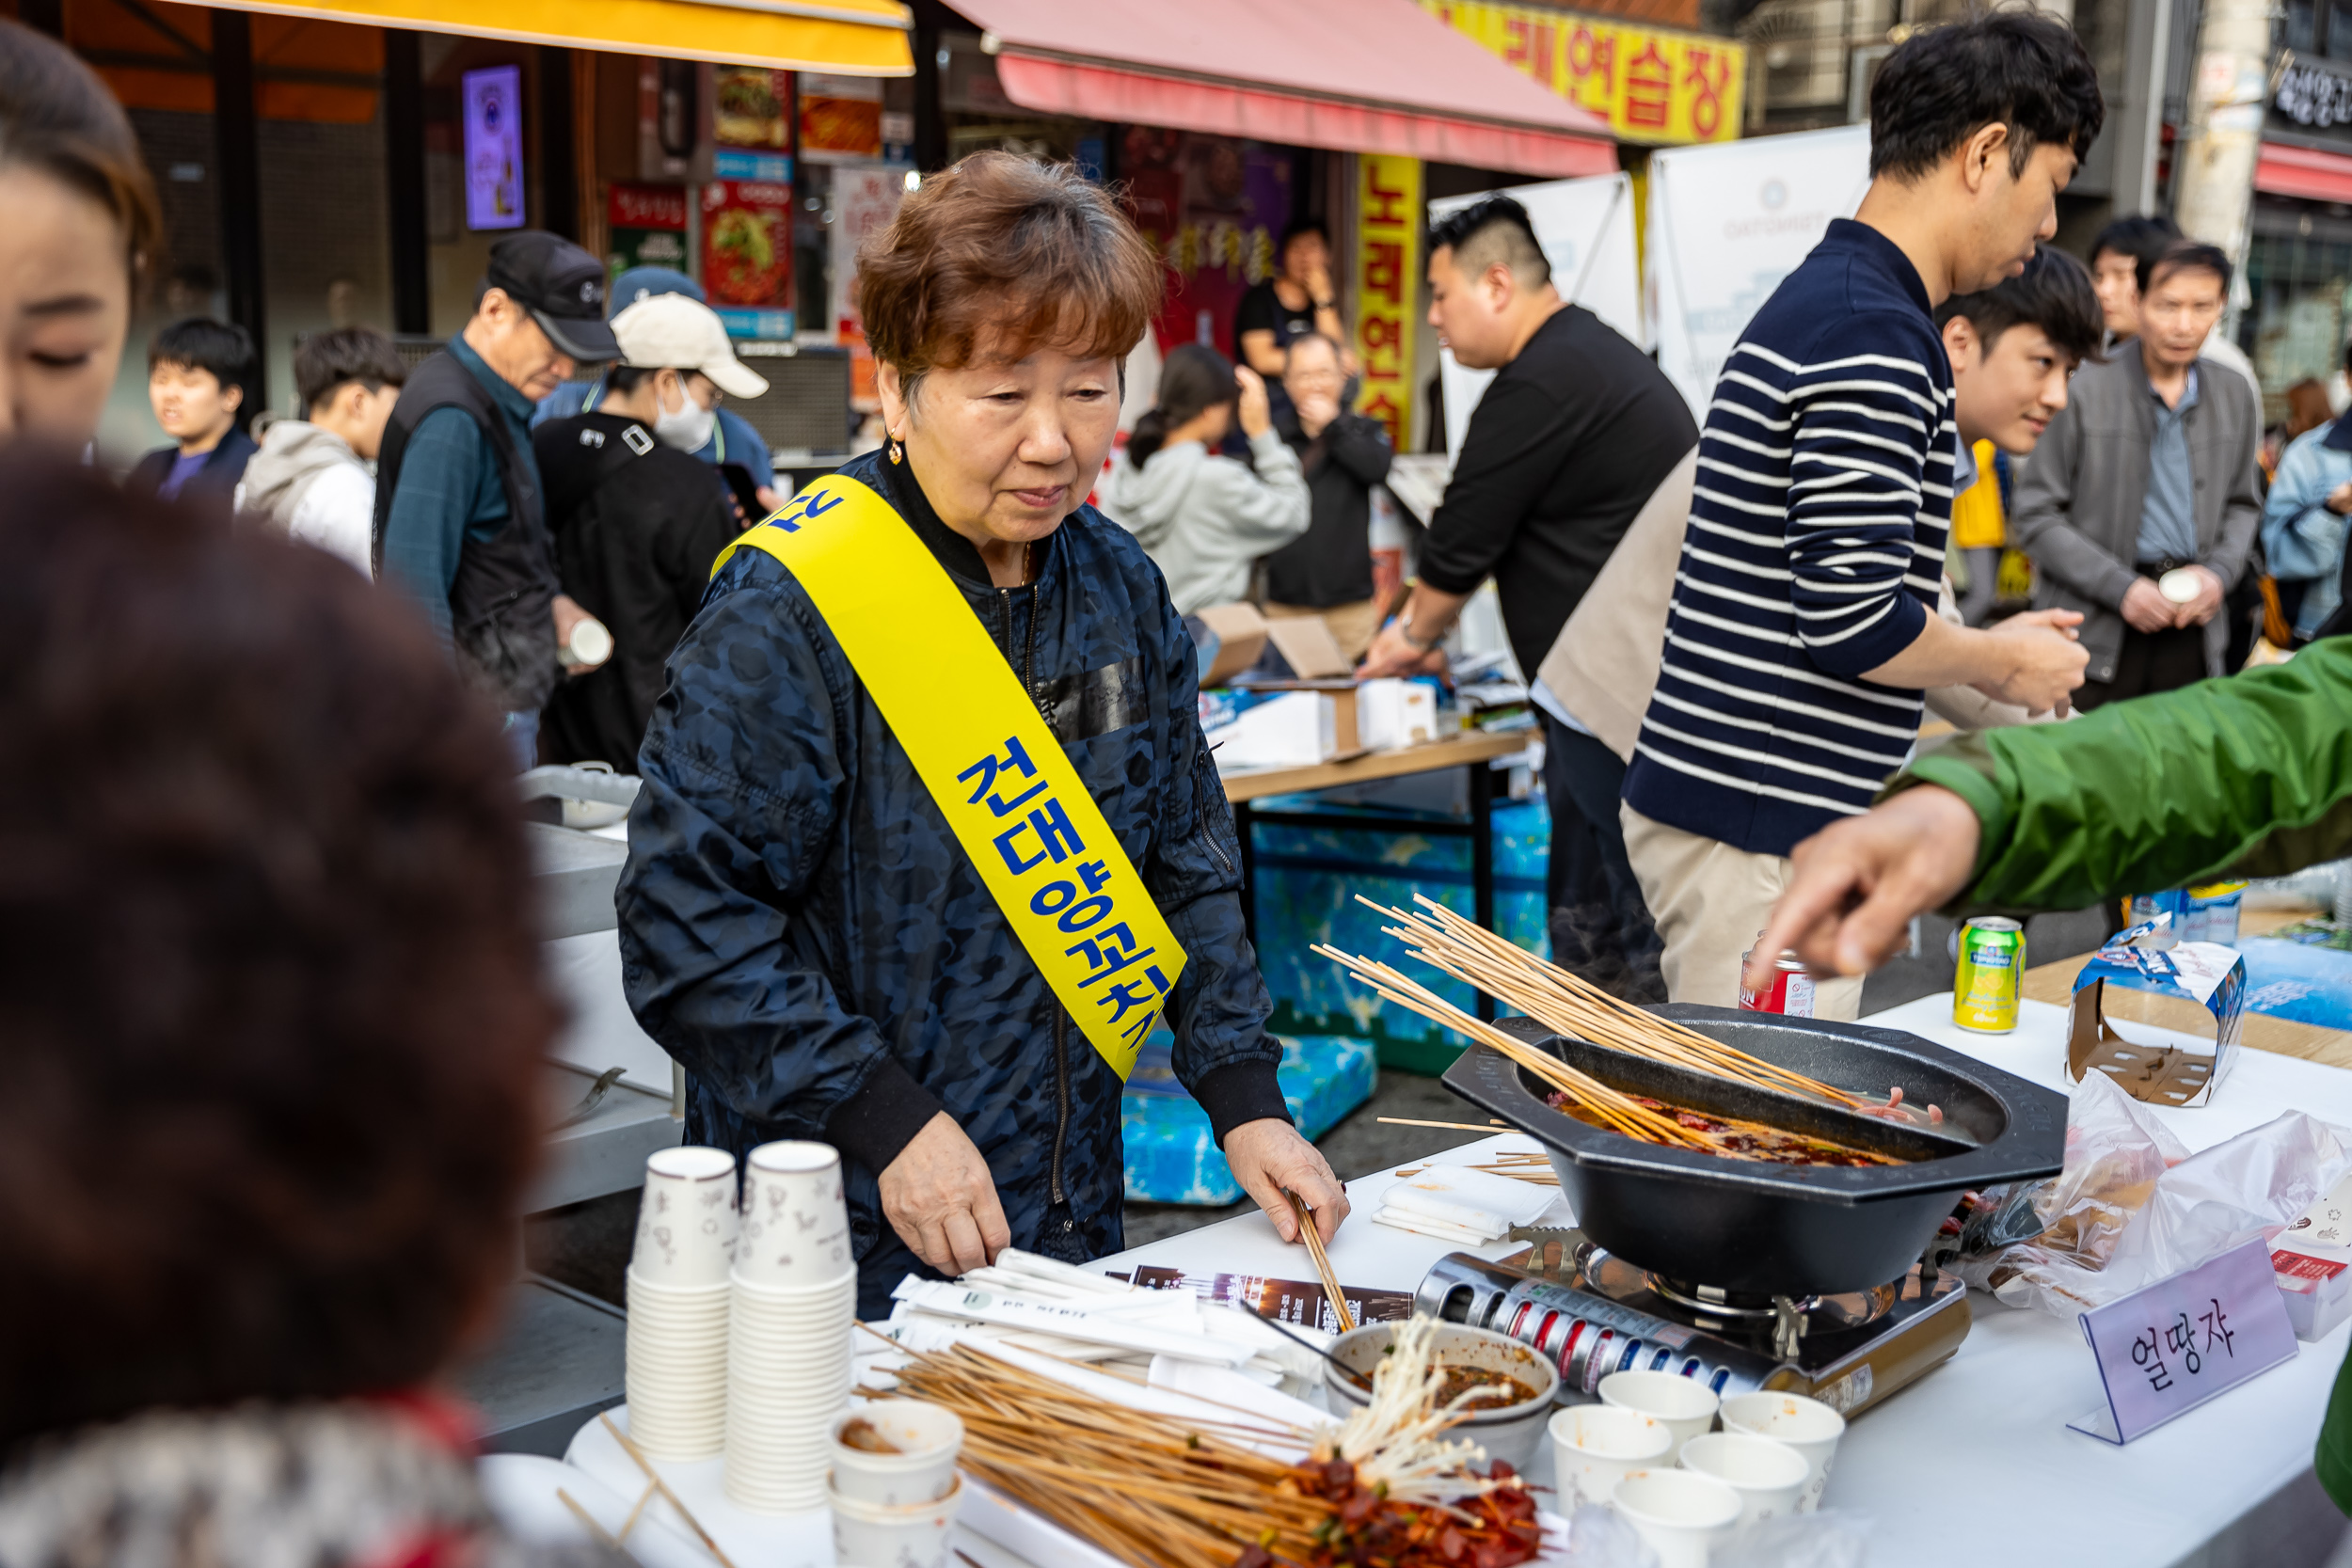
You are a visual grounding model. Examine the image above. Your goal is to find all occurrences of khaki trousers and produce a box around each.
[1263,598,1381,663]
[1619,804,1865,1022]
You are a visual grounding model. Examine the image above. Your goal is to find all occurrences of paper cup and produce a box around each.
[738,1142,851,1287]
[1718,1391,1846,1513]
[1677,1433,1808,1526]
[1611,1469,1741,1568]
[1549,1404,1674,1511]
[829,1401,964,1507]
[632,1147,739,1287]
[830,1473,962,1568]
[1599,1370,1719,1461]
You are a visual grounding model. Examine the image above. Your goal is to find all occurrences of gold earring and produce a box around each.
[887,431,904,465]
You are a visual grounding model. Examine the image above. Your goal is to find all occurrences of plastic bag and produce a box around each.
[1956,1068,2352,1316]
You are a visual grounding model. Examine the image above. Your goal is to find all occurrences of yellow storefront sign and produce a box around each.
[1422,1,1744,145]
[1354,154,1422,451]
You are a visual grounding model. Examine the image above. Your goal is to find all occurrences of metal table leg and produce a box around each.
[1470,759,1495,1021]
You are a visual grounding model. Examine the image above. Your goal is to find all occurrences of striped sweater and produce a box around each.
[1621,220,1957,858]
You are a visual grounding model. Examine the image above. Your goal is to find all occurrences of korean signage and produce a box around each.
[461,65,524,230]
[606,183,688,280]
[2274,51,2352,134]
[1354,153,1421,451]
[832,164,909,408]
[1121,130,1295,356]
[1422,1,1743,145]
[2067,1239,2298,1445]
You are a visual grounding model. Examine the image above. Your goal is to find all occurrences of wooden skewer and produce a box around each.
[598,1411,739,1568]
[1285,1188,1354,1333]
[616,1480,657,1543]
[557,1489,622,1551]
[1376,1116,1511,1132]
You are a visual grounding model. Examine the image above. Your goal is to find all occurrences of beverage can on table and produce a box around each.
[2184,881,2247,946]
[1738,948,1816,1017]
[1952,916,2024,1033]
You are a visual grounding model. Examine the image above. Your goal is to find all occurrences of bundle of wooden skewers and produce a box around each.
[874,1317,1541,1568]
[1319,895,1880,1161]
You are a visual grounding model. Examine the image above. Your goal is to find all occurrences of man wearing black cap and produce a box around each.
[373,231,619,763]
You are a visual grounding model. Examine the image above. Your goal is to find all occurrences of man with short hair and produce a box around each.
[1617,12,2103,1018]
[1359,194,1697,1000]
[537,293,763,769]
[236,326,406,575]
[131,317,259,503]
[533,265,781,514]
[375,230,617,765]
[1261,331,1392,660]
[2010,239,2263,707]
[2088,213,2178,345]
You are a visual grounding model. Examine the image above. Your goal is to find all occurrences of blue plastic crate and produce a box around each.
[1248,794,1549,1074]
[1121,1032,1376,1205]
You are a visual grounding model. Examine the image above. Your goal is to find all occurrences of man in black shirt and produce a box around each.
[1360,196,1697,1000]
[537,293,757,768]
[1263,332,1392,659]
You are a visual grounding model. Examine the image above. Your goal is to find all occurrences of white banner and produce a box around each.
[1430,172,1641,458]
[1645,125,1872,415]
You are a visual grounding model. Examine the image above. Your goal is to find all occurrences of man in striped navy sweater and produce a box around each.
[1619,13,2104,1019]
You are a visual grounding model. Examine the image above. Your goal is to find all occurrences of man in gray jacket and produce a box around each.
[2010,239,2262,705]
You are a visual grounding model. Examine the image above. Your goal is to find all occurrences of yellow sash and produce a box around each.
[712,475,1185,1081]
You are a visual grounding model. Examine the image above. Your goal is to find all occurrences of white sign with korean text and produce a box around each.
[1645,124,1871,416]
[2069,1237,2299,1445]
[1429,172,1642,458]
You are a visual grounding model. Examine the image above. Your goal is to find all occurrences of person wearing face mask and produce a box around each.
[535,293,761,769]
[0,22,161,456]
[618,153,1344,1317]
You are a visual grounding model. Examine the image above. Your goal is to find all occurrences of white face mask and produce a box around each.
[653,373,716,452]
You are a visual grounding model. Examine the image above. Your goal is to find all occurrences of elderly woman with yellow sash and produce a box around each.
[617,153,1347,1312]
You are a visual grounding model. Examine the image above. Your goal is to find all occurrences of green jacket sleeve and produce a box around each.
[1894,637,2352,911]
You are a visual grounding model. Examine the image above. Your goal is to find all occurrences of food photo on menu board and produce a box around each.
[701,179,791,331]
[713,67,792,152]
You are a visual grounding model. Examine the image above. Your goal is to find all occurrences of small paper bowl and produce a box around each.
[828,1401,964,1506]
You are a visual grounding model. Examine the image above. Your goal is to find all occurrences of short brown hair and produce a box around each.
[855,151,1162,387]
[0,19,164,283]
[296,325,407,415]
[0,453,557,1450]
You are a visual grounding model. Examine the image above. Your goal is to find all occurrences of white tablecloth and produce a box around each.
[1092,994,2352,1568]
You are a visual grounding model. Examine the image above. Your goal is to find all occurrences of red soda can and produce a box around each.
[1737,947,1816,1017]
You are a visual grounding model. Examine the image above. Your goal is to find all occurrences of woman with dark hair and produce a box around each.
[619,152,1346,1316]
[0,19,162,450]
[1104,342,1310,614]
[0,452,595,1568]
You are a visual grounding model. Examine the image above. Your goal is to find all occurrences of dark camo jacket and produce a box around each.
[616,449,1277,1312]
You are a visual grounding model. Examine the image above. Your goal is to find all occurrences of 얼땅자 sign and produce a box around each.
[2069,1237,2299,1445]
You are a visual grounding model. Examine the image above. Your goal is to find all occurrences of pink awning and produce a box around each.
[957,0,1618,178]
[2257,140,2352,204]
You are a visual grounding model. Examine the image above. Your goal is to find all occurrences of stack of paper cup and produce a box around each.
[724,1140,856,1513]
[626,1146,739,1461]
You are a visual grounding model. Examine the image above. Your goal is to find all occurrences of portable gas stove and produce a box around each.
[1418,1231,1971,1418]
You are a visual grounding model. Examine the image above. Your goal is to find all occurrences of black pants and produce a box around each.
[1539,714,1664,1002]
[2074,625,2209,710]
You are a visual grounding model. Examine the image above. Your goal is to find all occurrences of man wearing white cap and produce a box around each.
[534,293,771,768]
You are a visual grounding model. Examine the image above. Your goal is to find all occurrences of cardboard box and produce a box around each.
[2274,1169,2352,1340]
[2065,922,2246,1108]
[1205,689,1359,768]
[1191,602,1268,688]
[1358,677,1438,751]
[1260,615,1352,680]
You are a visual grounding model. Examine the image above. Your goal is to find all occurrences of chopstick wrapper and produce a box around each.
[1382,1165,1558,1228]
